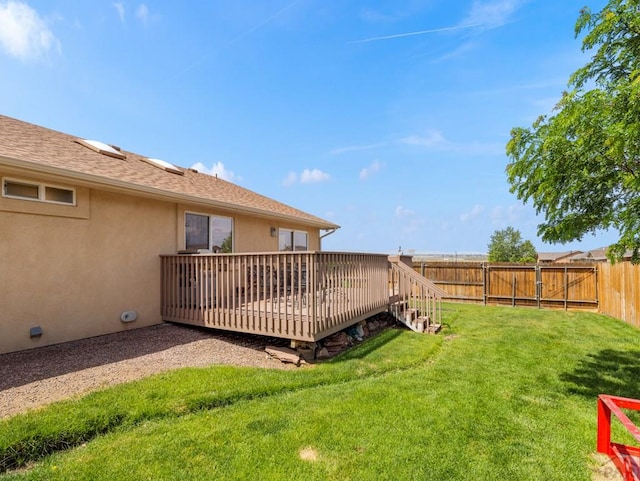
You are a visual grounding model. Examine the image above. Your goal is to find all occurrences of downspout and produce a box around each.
[319,227,339,250]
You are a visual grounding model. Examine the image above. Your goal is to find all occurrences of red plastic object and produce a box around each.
[597,394,640,481]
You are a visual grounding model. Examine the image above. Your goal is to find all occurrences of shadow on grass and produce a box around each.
[329,327,404,362]
[560,349,640,400]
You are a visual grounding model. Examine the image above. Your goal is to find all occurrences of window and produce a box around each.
[279,229,308,251]
[45,186,74,204]
[185,213,233,253]
[2,178,75,205]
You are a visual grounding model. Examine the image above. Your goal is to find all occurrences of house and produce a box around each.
[567,247,634,263]
[0,115,342,354]
[567,248,610,263]
[537,251,582,264]
[1,115,444,355]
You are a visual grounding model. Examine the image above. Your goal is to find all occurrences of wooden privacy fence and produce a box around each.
[413,262,598,310]
[599,262,640,327]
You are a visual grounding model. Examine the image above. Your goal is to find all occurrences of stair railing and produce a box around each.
[388,257,447,331]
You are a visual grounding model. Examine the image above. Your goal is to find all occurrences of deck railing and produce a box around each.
[389,256,447,327]
[160,252,390,342]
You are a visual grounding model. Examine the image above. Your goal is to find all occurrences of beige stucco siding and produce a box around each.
[0,185,177,354]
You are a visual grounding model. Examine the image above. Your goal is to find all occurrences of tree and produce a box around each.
[220,234,233,253]
[487,227,537,263]
[506,0,640,263]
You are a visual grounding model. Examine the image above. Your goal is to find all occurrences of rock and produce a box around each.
[297,347,316,362]
[316,347,330,359]
[265,346,302,366]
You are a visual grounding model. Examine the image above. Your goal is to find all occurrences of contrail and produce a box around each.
[350,23,481,44]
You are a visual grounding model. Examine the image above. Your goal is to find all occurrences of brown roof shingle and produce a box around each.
[0,115,338,229]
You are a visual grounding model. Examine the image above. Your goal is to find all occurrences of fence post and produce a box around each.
[564,266,569,311]
[536,265,541,309]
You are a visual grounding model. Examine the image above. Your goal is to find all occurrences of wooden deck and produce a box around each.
[161,252,393,342]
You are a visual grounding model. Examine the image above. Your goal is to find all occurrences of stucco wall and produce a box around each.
[1,173,323,354]
[0,180,178,354]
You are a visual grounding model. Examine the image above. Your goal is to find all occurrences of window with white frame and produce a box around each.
[185,212,233,252]
[279,229,308,251]
[2,178,75,205]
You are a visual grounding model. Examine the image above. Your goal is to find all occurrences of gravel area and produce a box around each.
[0,323,295,419]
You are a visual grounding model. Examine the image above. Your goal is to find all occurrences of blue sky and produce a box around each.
[0,0,616,254]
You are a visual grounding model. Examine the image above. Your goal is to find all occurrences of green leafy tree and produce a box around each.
[506,0,640,263]
[487,227,538,263]
[220,234,233,253]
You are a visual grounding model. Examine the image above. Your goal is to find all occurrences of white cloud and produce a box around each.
[462,0,520,31]
[400,129,448,149]
[359,160,383,180]
[0,0,60,61]
[283,169,330,186]
[301,168,330,184]
[136,3,148,26]
[395,205,414,218]
[460,204,485,222]
[191,161,239,182]
[329,142,386,155]
[114,2,125,23]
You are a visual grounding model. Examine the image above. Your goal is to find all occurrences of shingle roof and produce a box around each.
[537,251,582,262]
[567,248,609,262]
[0,115,338,229]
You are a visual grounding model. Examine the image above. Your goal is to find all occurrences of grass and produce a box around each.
[1,303,640,480]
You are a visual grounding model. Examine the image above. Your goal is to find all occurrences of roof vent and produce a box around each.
[142,158,184,175]
[75,139,126,159]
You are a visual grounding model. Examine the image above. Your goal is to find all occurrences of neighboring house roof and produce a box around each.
[537,251,582,263]
[568,247,634,263]
[0,115,338,230]
[568,247,609,262]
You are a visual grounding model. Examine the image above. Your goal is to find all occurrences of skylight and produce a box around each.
[75,139,126,159]
[143,158,184,175]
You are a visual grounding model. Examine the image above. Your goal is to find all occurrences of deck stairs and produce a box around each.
[388,256,447,334]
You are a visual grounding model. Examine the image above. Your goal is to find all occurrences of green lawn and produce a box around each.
[2,304,640,480]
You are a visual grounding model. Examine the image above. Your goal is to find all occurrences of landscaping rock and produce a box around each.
[265,346,304,366]
[316,347,330,359]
